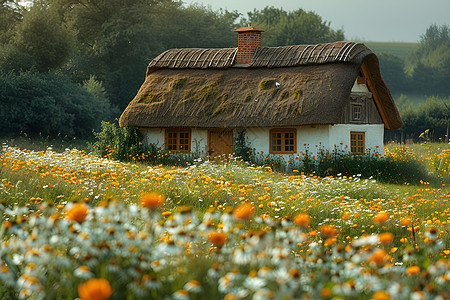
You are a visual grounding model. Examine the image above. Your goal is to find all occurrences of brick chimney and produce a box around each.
[234,26,264,64]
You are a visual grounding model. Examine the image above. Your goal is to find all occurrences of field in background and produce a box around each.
[363,42,418,59]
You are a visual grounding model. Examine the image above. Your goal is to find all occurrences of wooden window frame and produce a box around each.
[350,131,365,155]
[165,129,191,152]
[269,128,297,154]
[351,104,363,121]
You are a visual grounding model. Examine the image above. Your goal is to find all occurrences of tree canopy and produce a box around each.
[246,7,344,46]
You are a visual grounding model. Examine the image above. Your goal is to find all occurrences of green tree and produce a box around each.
[246,6,344,46]
[377,52,406,93]
[57,0,241,109]
[0,72,116,138]
[2,2,75,72]
[405,24,450,95]
[0,0,24,43]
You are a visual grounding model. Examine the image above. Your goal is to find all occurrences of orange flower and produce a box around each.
[208,231,227,247]
[400,217,412,227]
[378,232,394,244]
[78,278,112,300]
[293,213,311,227]
[66,203,89,223]
[319,287,331,298]
[406,266,420,275]
[233,203,255,220]
[324,237,337,247]
[368,249,388,265]
[4,221,11,229]
[373,211,389,224]
[320,225,338,238]
[372,290,391,300]
[141,192,165,209]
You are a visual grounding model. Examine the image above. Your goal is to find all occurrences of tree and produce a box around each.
[405,24,450,95]
[377,52,406,93]
[246,6,344,46]
[0,72,116,138]
[4,2,75,72]
[0,0,24,43]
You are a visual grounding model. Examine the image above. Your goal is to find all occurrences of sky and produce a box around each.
[183,0,450,43]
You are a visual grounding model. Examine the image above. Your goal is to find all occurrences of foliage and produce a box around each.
[246,6,344,46]
[245,145,436,185]
[387,95,450,142]
[2,3,76,73]
[404,24,450,95]
[233,130,253,162]
[91,121,195,165]
[0,72,116,139]
[91,121,144,161]
[0,0,23,43]
[377,52,405,94]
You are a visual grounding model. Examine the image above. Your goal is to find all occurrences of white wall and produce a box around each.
[140,128,164,149]
[329,124,384,155]
[191,129,208,156]
[351,79,370,93]
[141,123,385,159]
[141,128,208,156]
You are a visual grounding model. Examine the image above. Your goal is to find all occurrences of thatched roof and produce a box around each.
[120,42,403,130]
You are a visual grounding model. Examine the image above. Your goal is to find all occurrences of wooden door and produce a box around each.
[208,129,234,158]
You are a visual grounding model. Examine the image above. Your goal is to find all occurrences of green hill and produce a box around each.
[363,42,418,59]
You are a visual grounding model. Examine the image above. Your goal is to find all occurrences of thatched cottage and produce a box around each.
[119,27,402,159]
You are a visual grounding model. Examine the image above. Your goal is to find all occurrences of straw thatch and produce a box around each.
[120,42,403,130]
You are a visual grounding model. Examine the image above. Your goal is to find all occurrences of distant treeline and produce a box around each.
[0,2,344,139]
[378,25,450,96]
[376,25,450,142]
[0,1,449,142]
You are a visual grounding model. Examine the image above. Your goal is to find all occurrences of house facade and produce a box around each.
[119,27,402,160]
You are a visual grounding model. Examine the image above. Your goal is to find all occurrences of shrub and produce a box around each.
[0,72,117,139]
[91,121,195,165]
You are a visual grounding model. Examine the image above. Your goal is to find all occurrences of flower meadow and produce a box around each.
[1,145,449,299]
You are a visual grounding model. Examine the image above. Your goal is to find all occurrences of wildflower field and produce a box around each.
[0,143,449,299]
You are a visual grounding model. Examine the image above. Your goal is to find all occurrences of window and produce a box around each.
[350,131,365,155]
[270,129,296,154]
[165,129,191,152]
[351,104,362,121]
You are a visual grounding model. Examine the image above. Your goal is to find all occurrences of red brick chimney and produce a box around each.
[234,26,264,64]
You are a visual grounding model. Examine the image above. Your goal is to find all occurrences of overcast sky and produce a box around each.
[183,0,450,42]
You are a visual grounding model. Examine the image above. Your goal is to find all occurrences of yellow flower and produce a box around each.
[78,278,112,300]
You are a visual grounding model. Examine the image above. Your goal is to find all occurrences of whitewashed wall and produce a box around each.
[191,129,208,156]
[140,128,164,148]
[141,123,384,159]
[351,79,370,93]
[140,128,208,156]
[329,124,384,155]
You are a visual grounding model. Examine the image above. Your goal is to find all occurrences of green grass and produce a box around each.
[1,143,449,299]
